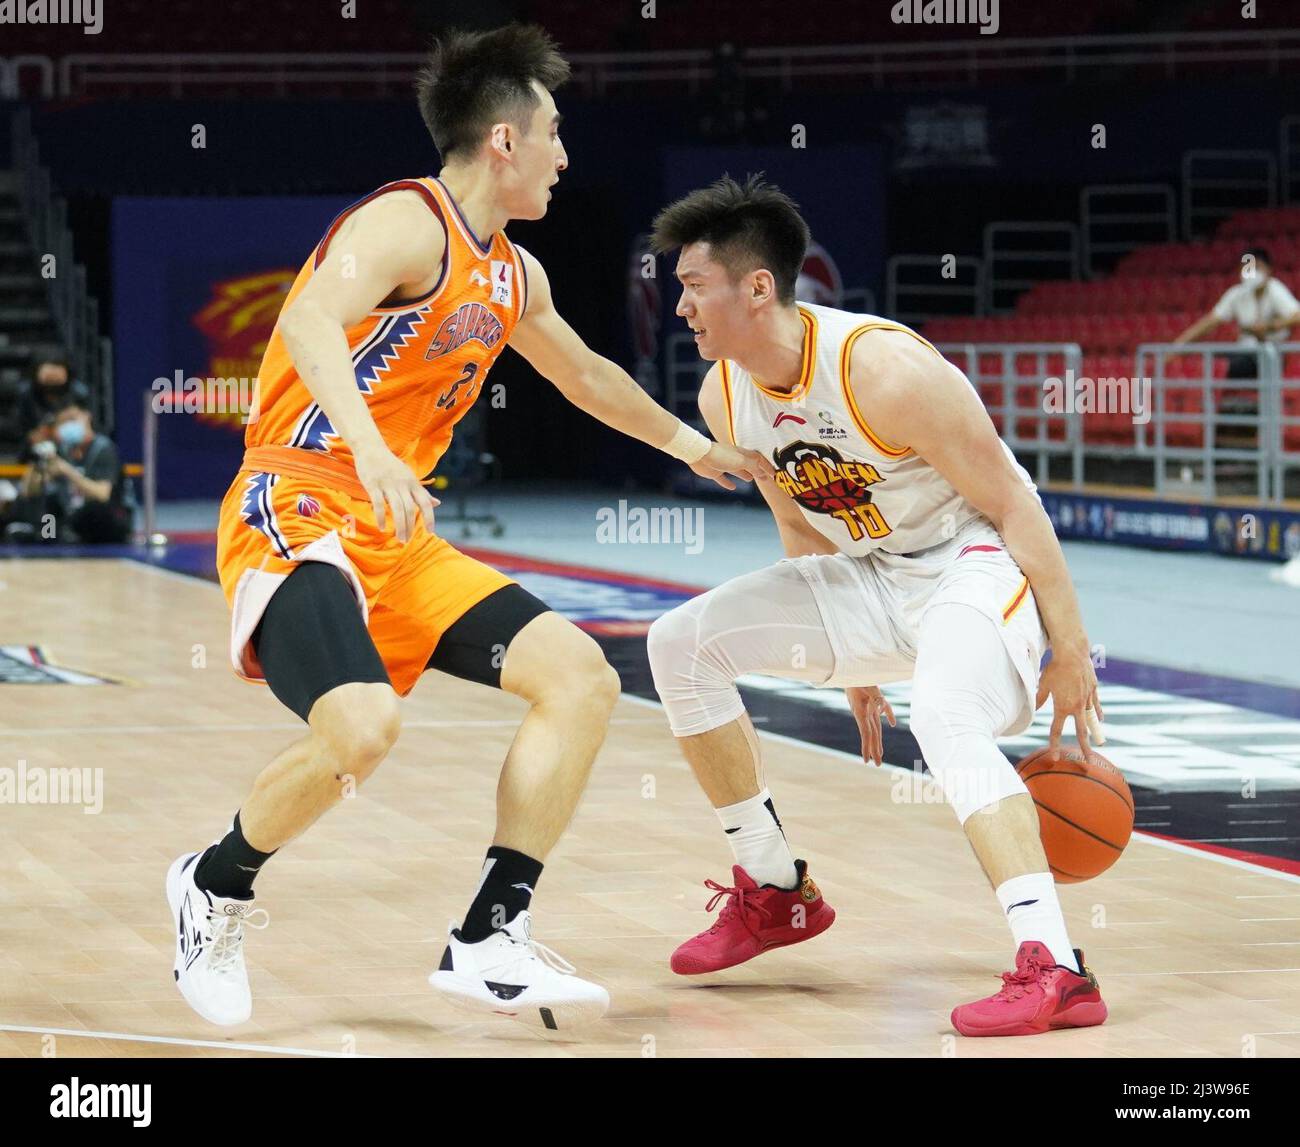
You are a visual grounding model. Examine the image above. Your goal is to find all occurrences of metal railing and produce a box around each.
[3,30,1292,100]
[937,343,1084,487]
[983,222,1079,314]
[3,56,54,98]
[1277,343,1300,498]
[840,287,877,316]
[1181,150,1277,240]
[663,332,1300,502]
[1080,184,1175,278]
[664,332,709,430]
[1134,342,1298,501]
[1282,115,1300,206]
[9,109,113,431]
[886,255,982,325]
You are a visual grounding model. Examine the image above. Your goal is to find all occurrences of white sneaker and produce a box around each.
[428,911,610,1031]
[166,851,269,1026]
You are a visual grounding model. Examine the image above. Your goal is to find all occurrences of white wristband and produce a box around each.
[663,420,712,464]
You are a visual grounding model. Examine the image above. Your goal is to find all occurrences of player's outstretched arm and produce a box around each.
[854,330,1102,752]
[276,192,442,542]
[697,364,833,557]
[507,247,774,489]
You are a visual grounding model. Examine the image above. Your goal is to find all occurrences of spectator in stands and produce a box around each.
[3,402,130,544]
[1173,247,1300,449]
[15,353,92,461]
[1173,247,1300,377]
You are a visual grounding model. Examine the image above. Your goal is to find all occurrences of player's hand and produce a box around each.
[689,441,775,491]
[353,443,439,543]
[847,685,895,766]
[1035,638,1104,755]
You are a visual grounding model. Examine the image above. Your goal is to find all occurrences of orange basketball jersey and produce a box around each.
[246,177,527,483]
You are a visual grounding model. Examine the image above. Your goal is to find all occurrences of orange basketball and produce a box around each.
[1015,746,1134,883]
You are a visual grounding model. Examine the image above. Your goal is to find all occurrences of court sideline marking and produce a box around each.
[0,1023,375,1057]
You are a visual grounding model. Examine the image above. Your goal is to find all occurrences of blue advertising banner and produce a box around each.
[111,195,350,499]
[1041,489,1300,562]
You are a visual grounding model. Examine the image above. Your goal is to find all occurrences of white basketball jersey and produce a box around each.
[719,303,1036,556]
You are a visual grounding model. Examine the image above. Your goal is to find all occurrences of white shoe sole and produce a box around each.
[166,852,251,1027]
[427,970,609,1031]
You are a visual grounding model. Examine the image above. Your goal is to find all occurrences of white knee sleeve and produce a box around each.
[909,603,1030,824]
[646,601,749,737]
[647,562,836,737]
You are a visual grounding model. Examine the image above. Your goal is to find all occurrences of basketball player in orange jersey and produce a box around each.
[646,175,1109,1036]
[166,27,770,1032]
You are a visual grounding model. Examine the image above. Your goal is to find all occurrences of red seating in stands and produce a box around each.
[918,201,1300,456]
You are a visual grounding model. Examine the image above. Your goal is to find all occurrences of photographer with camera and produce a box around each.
[4,403,130,544]
[15,353,92,461]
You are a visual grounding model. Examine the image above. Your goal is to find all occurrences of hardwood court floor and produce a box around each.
[1,558,1298,1058]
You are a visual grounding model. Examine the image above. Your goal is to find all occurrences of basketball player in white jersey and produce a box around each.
[646,175,1109,1036]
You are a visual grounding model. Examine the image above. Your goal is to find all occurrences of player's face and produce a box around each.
[510,84,567,220]
[674,243,747,361]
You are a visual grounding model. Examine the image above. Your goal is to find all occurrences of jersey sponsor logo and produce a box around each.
[772,439,893,542]
[773,412,806,428]
[489,260,514,308]
[816,409,848,440]
[424,301,505,359]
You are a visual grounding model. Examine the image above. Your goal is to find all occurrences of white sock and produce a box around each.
[716,789,798,890]
[995,872,1080,973]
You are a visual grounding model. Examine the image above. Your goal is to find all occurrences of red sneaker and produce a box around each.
[951,941,1108,1037]
[670,859,835,975]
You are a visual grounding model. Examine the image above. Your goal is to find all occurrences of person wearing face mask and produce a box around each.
[3,402,129,544]
[1173,248,1300,450]
[1174,248,1300,366]
[14,353,92,462]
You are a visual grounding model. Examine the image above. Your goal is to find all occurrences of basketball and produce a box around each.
[1015,747,1135,883]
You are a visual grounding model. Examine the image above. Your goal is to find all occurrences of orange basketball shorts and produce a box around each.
[216,466,514,696]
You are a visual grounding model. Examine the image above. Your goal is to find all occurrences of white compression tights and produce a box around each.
[646,560,1029,823]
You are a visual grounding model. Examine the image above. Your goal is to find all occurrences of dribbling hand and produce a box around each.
[1035,640,1104,754]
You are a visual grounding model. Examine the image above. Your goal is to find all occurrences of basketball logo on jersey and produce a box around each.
[296,494,321,518]
[489,260,513,308]
[772,440,893,542]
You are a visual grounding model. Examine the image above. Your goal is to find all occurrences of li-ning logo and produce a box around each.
[424,302,505,359]
[773,412,806,429]
[0,0,103,34]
